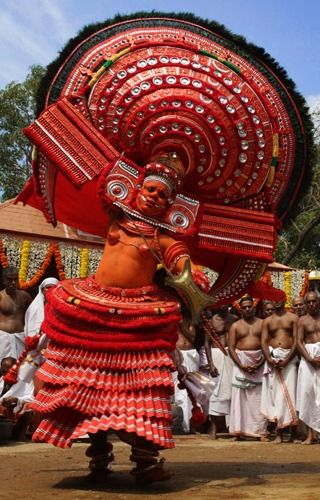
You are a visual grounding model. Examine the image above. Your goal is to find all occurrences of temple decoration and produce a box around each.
[16,12,313,304]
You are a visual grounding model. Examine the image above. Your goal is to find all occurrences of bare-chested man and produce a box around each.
[199,306,237,439]
[291,296,306,317]
[228,297,268,440]
[261,299,298,443]
[296,291,320,444]
[262,300,275,319]
[172,314,200,433]
[0,266,32,359]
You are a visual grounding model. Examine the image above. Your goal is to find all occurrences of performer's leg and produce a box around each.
[129,435,173,485]
[85,430,114,482]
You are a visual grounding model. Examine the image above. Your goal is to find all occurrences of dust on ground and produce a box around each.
[1,434,320,500]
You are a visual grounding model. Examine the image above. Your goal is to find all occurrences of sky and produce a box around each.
[0,0,319,113]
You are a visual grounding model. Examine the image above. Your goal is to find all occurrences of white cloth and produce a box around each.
[199,346,233,417]
[261,347,298,428]
[173,349,200,432]
[296,342,320,433]
[0,330,25,360]
[0,378,34,413]
[24,277,58,337]
[229,349,267,437]
[17,278,58,383]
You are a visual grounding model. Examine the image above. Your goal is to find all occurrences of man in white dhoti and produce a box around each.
[261,299,298,443]
[0,267,32,360]
[173,317,200,433]
[199,307,237,439]
[228,297,268,440]
[296,291,320,444]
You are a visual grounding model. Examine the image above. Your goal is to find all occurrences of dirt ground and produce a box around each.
[1,434,320,500]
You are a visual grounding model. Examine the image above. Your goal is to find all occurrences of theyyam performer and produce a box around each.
[15,12,312,485]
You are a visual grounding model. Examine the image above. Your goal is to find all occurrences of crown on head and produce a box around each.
[144,151,185,196]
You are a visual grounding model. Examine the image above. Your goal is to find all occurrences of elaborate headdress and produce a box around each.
[144,151,185,196]
[19,12,313,305]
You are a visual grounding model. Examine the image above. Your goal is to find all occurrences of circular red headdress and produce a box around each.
[19,12,313,303]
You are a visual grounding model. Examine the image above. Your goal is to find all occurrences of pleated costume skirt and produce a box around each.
[31,276,181,448]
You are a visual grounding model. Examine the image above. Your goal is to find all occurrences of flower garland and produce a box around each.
[19,243,58,289]
[88,248,103,275]
[80,248,89,278]
[0,239,8,268]
[19,240,31,282]
[54,244,66,280]
[284,271,291,307]
[300,271,309,297]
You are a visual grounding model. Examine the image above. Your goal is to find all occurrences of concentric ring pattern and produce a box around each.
[44,17,307,218]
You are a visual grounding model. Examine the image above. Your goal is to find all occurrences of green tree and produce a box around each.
[0,65,45,201]
[275,107,320,268]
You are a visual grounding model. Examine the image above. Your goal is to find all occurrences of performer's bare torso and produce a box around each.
[96,222,163,288]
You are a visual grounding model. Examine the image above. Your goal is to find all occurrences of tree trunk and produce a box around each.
[283,212,320,264]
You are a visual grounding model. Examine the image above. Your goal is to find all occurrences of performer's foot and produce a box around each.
[131,457,173,485]
[85,466,112,483]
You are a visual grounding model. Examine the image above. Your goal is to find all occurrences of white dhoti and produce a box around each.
[0,330,25,360]
[173,349,200,432]
[261,347,298,428]
[229,349,267,437]
[199,347,233,417]
[296,342,320,433]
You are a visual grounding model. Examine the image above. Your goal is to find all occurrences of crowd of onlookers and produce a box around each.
[1,264,320,445]
[172,292,320,445]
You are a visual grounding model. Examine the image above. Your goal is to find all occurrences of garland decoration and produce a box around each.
[0,235,102,288]
[80,248,89,278]
[284,271,291,307]
[19,240,31,282]
[0,239,8,268]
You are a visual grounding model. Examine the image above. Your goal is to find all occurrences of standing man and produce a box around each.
[199,306,237,439]
[296,291,320,444]
[0,266,32,359]
[173,314,200,434]
[228,297,268,441]
[261,299,298,443]
[291,296,306,317]
[262,300,275,319]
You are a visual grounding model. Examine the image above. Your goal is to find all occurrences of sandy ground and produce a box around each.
[1,434,320,500]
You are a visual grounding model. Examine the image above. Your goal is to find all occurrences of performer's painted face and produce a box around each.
[136,180,170,217]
